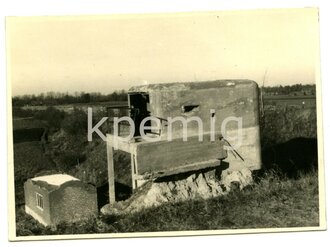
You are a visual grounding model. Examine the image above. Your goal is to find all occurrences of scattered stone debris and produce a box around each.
[101,167,253,215]
[220,168,253,191]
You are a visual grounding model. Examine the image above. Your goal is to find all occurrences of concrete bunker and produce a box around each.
[105,80,262,209]
[24,174,98,226]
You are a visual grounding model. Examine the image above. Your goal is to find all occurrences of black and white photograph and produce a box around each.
[5,6,326,241]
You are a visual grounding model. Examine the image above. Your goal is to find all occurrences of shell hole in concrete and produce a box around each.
[182,105,200,114]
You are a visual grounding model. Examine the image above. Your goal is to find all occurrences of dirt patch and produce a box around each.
[101,167,252,215]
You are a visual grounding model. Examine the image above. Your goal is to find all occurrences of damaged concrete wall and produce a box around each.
[50,182,98,225]
[129,80,262,173]
[24,180,52,226]
[135,134,227,175]
[24,178,98,226]
[129,80,259,135]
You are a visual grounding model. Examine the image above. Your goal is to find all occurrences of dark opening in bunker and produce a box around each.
[128,92,151,136]
[182,105,200,113]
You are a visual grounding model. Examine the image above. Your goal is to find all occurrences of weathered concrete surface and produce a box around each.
[133,125,261,175]
[114,80,262,177]
[101,166,253,215]
[222,125,262,171]
[135,135,228,175]
[129,80,260,137]
[24,175,98,226]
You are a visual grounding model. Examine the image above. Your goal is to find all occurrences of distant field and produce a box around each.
[21,101,128,113]
[19,95,317,113]
[263,95,316,107]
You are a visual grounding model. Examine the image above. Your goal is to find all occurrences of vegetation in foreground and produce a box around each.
[16,169,319,235]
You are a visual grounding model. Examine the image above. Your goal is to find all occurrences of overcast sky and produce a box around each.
[7,8,319,96]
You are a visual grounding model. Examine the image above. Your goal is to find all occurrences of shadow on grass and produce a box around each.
[258,137,318,179]
[97,181,132,209]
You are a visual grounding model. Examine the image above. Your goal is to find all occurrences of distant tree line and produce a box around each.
[12,84,315,107]
[262,84,316,96]
[12,90,128,107]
